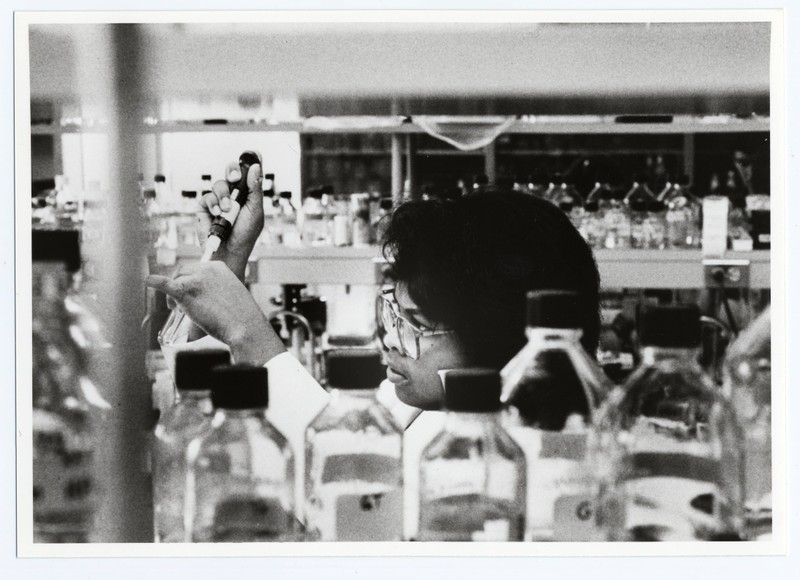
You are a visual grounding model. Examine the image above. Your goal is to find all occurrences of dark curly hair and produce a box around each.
[381,188,601,369]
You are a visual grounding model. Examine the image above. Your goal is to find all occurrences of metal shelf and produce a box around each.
[169,245,771,289]
[31,115,770,136]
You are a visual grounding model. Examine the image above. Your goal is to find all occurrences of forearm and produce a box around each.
[227,309,287,366]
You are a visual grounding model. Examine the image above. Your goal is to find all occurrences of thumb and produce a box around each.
[245,162,263,210]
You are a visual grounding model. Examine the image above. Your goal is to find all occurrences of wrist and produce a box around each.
[227,314,286,366]
[212,247,249,281]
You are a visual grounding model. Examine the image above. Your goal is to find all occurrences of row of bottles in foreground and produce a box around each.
[32,228,110,543]
[150,293,769,542]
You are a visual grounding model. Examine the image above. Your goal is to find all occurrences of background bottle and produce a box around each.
[187,365,299,542]
[304,350,403,541]
[152,349,230,543]
[300,187,331,247]
[32,229,109,542]
[723,306,771,540]
[501,290,611,541]
[418,369,526,541]
[662,175,702,249]
[594,304,745,541]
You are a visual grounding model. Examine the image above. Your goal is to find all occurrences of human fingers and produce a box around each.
[244,163,263,211]
[146,274,182,299]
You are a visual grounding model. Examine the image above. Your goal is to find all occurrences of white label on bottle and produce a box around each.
[553,494,596,541]
[156,247,177,265]
[334,489,403,541]
[702,196,730,257]
[471,519,510,542]
[758,233,771,243]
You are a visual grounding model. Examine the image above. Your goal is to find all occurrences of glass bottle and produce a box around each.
[274,191,301,247]
[501,290,612,541]
[187,365,299,542]
[304,350,403,541]
[418,369,526,541]
[723,306,771,540]
[625,176,658,249]
[601,186,631,250]
[259,187,279,246]
[32,228,108,543]
[300,187,331,247]
[643,199,667,250]
[594,304,745,541]
[662,175,703,249]
[553,180,585,231]
[152,349,230,543]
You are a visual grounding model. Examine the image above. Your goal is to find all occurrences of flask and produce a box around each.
[187,365,299,542]
[32,228,109,542]
[304,350,403,541]
[152,349,230,542]
[501,290,611,541]
[594,304,745,541]
[662,175,702,249]
[418,369,526,541]
[624,176,658,249]
[300,187,332,246]
[723,306,771,540]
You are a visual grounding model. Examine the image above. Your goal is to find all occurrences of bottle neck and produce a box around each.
[329,387,378,406]
[443,410,502,436]
[175,389,211,403]
[641,345,701,367]
[212,407,268,422]
[525,326,583,343]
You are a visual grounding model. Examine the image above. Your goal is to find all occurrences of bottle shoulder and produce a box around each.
[307,397,402,437]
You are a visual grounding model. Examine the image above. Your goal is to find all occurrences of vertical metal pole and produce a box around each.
[92,23,154,542]
[405,133,416,200]
[485,142,496,183]
[683,133,695,182]
[391,134,403,205]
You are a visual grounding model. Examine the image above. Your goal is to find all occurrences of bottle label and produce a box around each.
[552,494,596,541]
[334,489,403,541]
[33,413,95,542]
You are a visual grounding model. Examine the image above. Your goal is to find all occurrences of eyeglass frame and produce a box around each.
[378,288,454,360]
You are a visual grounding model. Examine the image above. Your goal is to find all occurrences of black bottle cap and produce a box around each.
[321,185,335,196]
[443,368,502,413]
[201,174,212,181]
[210,365,269,409]
[32,228,81,272]
[526,290,583,330]
[325,349,386,390]
[143,188,156,200]
[154,174,166,183]
[629,198,649,212]
[379,198,394,210]
[307,187,324,199]
[174,349,231,391]
[181,190,198,199]
[280,191,292,199]
[264,173,275,180]
[637,304,702,348]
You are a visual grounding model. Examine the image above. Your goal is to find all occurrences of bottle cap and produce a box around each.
[526,290,583,330]
[379,198,394,210]
[443,368,502,413]
[181,190,198,199]
[143,188,156,200]
[174,349,231,391]
[280,191,292,199]
[629,198,649,212]
[307,187,324,199]
[32,228,81,272]
[322,185,335,196]
[325,349,386,390]
[637,304,702,348]
[264,173,275,180]
[201,174,212,181]
[210,365,269,409]
[154,174,166,183]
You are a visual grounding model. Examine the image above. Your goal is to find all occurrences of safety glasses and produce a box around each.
[378,289,453,360]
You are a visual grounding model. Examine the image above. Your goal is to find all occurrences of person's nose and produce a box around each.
[382,322,403,354]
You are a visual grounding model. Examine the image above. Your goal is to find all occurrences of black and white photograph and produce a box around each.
[7,3,797,578]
